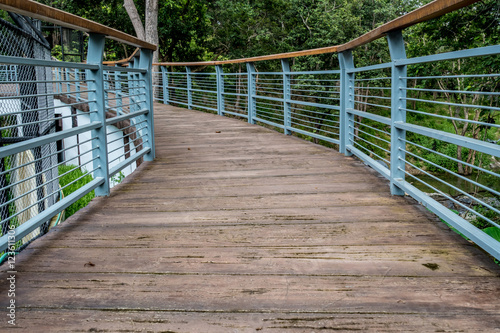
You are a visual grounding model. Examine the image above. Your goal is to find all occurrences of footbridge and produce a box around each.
[0,0,499,331]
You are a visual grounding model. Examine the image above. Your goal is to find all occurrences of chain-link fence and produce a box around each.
[0,15,58,251]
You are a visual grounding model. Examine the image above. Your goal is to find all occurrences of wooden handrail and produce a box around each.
[0,0,156,50]
[103,48,140,66]
[156,0,479,66]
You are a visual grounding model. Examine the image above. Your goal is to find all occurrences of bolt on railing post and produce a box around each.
[186,66,192,109]
[281,59,292,135]
[139,48,156,161]
[339,50,354,156]
[216,65,225,116]
[246,62,256,124]
[161,65,169,105]
[388,30,407,196]
[86,33,110,196]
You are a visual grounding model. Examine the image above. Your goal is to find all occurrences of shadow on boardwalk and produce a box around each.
[1,103,499,332]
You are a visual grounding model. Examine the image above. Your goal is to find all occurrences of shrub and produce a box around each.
[58,164,95,218]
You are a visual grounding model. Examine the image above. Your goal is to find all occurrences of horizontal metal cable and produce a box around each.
[350,119,390,136]
[348,124,391,145]
[400,161,500,229]
[351,132,391,154]
[404,108,500,129]
[400,137,500,179]
[349,138,391,165]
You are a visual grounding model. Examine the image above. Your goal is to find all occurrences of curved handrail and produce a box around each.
[0,0,156,50]
[103,48,140,67]
[156,0,479,66]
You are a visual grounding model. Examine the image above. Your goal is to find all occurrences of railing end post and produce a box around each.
[281,59,292,135]
[216,65,224,116]
[161,65,169,105]
[246,62,256,124]
[87,33,110,196]
[139,48,156,162]
[388,29,407,196]
[185,66,193,110]
[339,51,354,156]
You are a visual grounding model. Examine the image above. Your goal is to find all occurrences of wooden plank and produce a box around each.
[1,103,499,331]
[15,244,494,276]
[4,271,500,309]
[7,309,500,333]
[156,0,480,66]
[0,0,156,50]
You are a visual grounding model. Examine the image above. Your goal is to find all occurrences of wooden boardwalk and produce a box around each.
[1,103,500,332]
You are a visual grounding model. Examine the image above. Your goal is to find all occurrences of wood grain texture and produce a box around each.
[0,0,156,50]
[1,104,499,331]
[156,0,480,66]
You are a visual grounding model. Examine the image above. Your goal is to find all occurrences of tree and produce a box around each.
[124,0,159,65]
[38,0,137,60]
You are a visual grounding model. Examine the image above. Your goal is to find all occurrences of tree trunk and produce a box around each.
[145,0,159,65]
[124,0,159,96]
[124,0,158,64]
[123,0,145,40]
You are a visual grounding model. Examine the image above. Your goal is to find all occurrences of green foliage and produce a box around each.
[111,171,125,186]
[38,0,137,60]
[483,227,500,242]
[158,0,211,62]
[208,0,426,71]
[472,204,500,230]
[58,164,95,218]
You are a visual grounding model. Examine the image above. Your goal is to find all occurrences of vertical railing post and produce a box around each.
[130,54,142,113]
[114,69,123,116]
[387,30,407,196]
[246,62,256,124]
[103,70,109,109]
[86,33,110,196]
[185,66,192,109]
[57,68,62,94]
[216,65,224,116]
[339,51,355,156]
[281,59,292,135]
[65,68,70,94]
[74,68,81,102]
[161,65,169,105]
[139,48,156,161]
[129,58,139,114]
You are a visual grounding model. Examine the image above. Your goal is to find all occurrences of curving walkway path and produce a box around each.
[1,103,499,332]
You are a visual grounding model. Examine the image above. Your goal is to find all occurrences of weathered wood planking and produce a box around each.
[0,104,499,332]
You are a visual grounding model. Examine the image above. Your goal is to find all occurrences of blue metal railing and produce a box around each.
[155,33,500,260]
[0,25,155,253]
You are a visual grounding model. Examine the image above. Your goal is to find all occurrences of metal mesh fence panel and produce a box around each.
[0,16,58,248]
